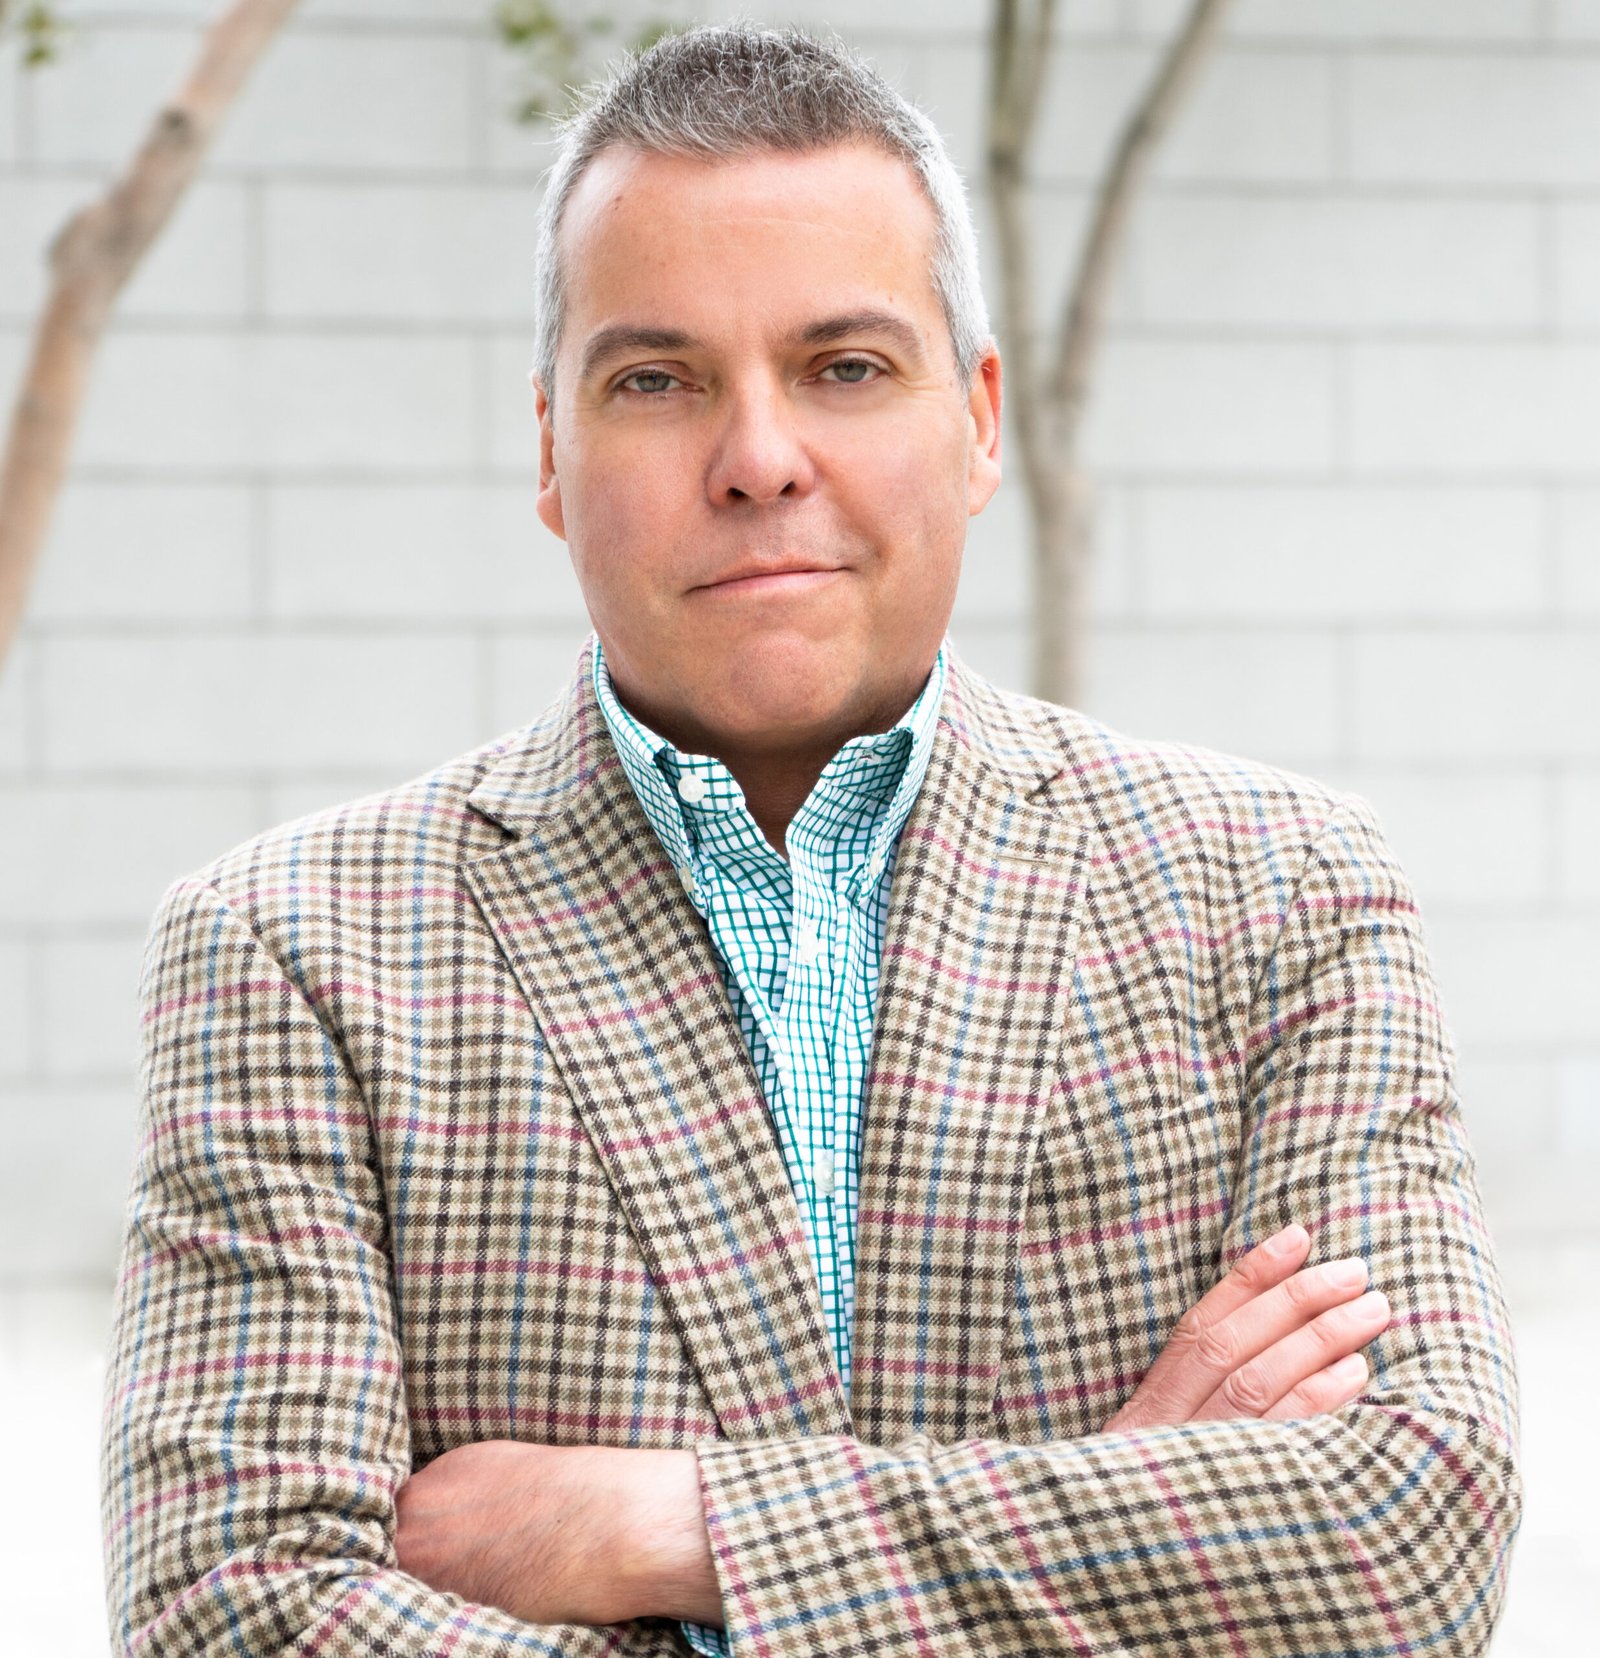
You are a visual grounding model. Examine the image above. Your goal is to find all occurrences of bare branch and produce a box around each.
[1047,0,1234,456]
[0,0,301,671]
[985,1,1059,513]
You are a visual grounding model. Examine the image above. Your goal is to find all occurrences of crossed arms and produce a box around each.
[101,797,1521,1655]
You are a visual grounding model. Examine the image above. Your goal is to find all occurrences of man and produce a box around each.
[102,24,1520,1658]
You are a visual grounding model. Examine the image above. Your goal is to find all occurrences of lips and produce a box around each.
[696,564,844,594]
[701,569,841,595]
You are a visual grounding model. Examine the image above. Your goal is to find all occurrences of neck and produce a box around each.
[605,660,935,859]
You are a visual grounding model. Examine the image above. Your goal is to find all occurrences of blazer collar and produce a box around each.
[462,635,1093,1445]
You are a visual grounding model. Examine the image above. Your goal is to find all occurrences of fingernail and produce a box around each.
[1331,1353,1367,1384]
[1268,1224,1308,1256]
[1356,1290,1390,1319]
[1326,1256,1368,1288]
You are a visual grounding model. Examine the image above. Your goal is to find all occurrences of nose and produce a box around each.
[705,381,816,506]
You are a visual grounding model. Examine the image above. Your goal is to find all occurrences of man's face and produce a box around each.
[534,140,1002,759]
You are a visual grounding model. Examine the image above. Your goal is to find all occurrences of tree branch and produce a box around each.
[1047,0,1233,459]
[0,0,301,671]
[985,0,1058,513]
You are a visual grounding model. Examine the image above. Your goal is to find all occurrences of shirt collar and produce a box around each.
[593,637,946,890]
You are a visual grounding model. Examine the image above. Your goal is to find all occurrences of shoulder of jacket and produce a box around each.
[949,661,1364,860]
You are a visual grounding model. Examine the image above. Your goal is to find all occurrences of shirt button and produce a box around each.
[814,1157,835,1198]
[677,774,709,805]
[794,929,822,966]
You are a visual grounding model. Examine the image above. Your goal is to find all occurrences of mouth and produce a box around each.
[695,568,845,596]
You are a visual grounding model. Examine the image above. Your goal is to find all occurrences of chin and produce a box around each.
[712,637,866,740]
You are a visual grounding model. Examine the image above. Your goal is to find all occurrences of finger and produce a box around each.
[1191,1289,1391,1421]
[1192,1253,1372,1386]
[1104,1225,1312,1430]
[1119,1251,1371,1428]
[1187,1224,1314,1329]
[1262,1351,1370,1422]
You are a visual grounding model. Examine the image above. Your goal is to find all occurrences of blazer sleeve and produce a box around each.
[691,795,1524,1657]
[100,875,687,1658]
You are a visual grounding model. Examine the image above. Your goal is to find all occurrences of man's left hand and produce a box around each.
[394,1440,724,1629]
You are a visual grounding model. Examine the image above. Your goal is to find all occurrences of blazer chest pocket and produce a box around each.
[994,1086,1240,1443]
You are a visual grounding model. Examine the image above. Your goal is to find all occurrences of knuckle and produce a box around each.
[1272,1381,1320,1421]
[1170,1303,1209,1349]
[1194,1322,1239,1373]
[1281,1269,1320,1312]
[1218,1365,1273,1418]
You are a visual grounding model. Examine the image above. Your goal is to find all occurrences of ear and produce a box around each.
[965,343,1003,518]
[533,373,566,541]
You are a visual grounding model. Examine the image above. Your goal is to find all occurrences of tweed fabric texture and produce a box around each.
[593,641,945,1658]
[102,635,1522,1656]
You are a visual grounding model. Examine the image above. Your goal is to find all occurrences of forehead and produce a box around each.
[554,141,944,351]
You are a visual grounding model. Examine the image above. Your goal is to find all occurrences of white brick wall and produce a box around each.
[2,2,1595,1306]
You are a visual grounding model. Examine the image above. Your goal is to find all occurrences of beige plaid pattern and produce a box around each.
[102,638,1521,1655]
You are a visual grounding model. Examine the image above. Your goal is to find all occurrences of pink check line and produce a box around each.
[544,971,725,1033]
[1075,912,1286,966]
[1323,1489,1418,1658]
[397,1256,651,1284]
[143,977,296,1022]
[652,1225,811,1285]
[1315,1194,1491,1242]
[138,1222,361,1272]
[902,826,1086,893]
[142,978,529,1022]
[1295,893,1419,916]
[863,1072,1043,1105]
[976,1447,1096,1656]
[1244,990,1442,1056]
[238,882,473,905]
[1022,1197,1230,1255]
[1059,1046,1243,1089]
[883,943,1069,995]
[717,1371,846,1428]
[372,1114,587,1141]
[297,1578,369,1658]
[700,1504,773,1658]
[855,1354,998,1378]
[420,1404,718,1436]
[856,1208,1022,1234]
[992,1368,1149,1412]
[1133,1439,1252,1658]
[143,1104,371,1148]
[129,1557,306,1655]
[116,1350,401,1402]
[591,1089,769,1153]
[303,979,529,1013]
[1389,1308,1509,1339]
[1269,1096,1452,1128]
[495,857,672,929]
[1085,813,1326,866]
[837,1437,943,1657]
[117,1458,379,1537]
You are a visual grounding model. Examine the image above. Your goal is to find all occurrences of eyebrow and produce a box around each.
[797,309,927,364]
[577,325,696,385]
[576,308,930,384]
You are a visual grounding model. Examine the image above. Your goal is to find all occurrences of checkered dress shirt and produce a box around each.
[592,639,947,1656]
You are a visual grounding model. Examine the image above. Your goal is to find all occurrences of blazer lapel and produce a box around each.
[849,658,1093,1445]
[461,644,852,1445]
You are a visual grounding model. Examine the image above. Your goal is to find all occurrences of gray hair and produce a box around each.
[530,21,991,404]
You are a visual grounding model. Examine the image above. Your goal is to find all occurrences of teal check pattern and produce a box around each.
[592,639,947,1657]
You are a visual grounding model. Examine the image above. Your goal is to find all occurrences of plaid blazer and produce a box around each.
[102,638,1522,1657]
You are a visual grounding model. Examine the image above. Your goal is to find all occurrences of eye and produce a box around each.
[618,369,681,395]
[819,358,882,385]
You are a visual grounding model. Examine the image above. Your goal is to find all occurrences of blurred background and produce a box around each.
[0,1,1594,1651]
